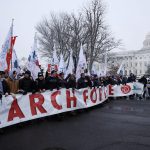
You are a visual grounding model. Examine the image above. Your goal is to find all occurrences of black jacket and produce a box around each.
[35,79,46,91]
[77,76,92,89]
[67,79,76,89]
[139,77,147,87]
[46,76,59,90]
[19,77,36,92]
[0,80,10,94]
[58,78,67,88]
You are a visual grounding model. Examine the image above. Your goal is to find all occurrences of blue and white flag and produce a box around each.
[27,33,40,80]
[117,61,125,75]
[12,49,20,73]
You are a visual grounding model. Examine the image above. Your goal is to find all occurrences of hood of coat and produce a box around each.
[9,70,17,81]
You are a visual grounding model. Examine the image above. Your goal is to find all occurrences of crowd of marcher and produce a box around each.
[0,69,150,99]
[0,69,150,133]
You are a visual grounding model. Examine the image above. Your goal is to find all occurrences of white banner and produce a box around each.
[108,82,144,97]
[0,87,108,128]
[0,82,144,128]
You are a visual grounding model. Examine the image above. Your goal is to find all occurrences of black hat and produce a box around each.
[25,70,31,76]
[38,72,43,77]
[0,71,4,75]
[59,72,64,76]
[51,70,56,75]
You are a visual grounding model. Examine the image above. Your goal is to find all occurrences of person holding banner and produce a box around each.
[138,75,147,99]
[35,72,46,92]
[46,70,59,91]
[77,73,92,89]
[127,73,136,83]
[5,70,19,94]
[19,70,36,95]
[92,74,100,87]
[66,74,76,89]
[58,72,67,88]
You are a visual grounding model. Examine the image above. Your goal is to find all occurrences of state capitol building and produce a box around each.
[110,33,150,76]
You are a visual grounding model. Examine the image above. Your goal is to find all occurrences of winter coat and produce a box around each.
[58,78,67,88]
[77,77,92,89]
[35,79,46,91]
[139,77,147,87]
[0,79,10,94]
[67,79,76,89]
[6,77,19,94]
[46,76,59,90]
[19,77,36,92]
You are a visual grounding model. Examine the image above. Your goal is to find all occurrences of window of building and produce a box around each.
[135,63,137,66]
[140,57,142,59]
[140,62,142,66]
[145,62,147,66]
[140,70,142,74]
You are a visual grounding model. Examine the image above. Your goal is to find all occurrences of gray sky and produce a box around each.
[0,0,150,59]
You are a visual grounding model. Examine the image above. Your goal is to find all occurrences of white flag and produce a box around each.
[76,44,87,80]
[103,50,108,76]
[58,53,65,73]
[65,49,74,76]
[51,45,59,66]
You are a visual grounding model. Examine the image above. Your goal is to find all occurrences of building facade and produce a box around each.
[110,33,150,76]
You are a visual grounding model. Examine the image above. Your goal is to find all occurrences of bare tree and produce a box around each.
[83,0,121,71]
[36,0,121,72]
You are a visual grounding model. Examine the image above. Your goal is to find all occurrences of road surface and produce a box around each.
[1,98,150,150]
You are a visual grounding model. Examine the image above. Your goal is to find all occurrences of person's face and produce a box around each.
[81,74,85,78]
[13,72,17,78]
[51,72,57,77]
[70,75,75,80]
[61,74,64,79]
[39,76,44,80]
[24,73,30,78]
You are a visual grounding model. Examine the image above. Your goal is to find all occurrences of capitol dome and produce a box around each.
[143,32,150,49]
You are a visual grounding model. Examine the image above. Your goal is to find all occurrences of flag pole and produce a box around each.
[104,49,107,76]
[11,18,14,71]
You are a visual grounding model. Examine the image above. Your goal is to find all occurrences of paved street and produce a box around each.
[1,98,150,150]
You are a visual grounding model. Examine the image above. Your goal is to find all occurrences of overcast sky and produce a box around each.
[0,0,150,59]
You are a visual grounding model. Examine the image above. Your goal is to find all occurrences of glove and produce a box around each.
[23,91,27,95]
